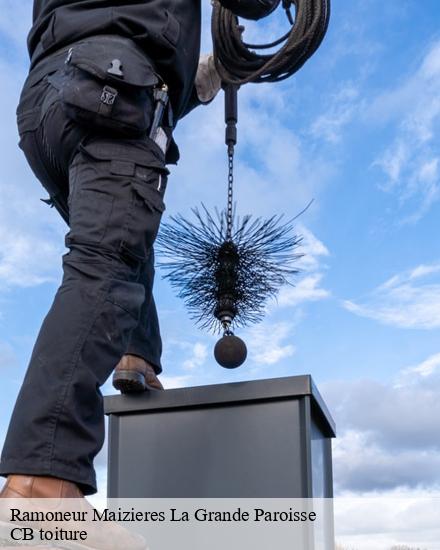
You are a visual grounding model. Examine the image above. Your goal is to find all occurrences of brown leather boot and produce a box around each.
[0,475,146,549]
[112,354,164,393]
[0,474,82,499]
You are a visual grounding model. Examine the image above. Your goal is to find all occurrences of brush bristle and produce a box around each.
[156,205,303,333]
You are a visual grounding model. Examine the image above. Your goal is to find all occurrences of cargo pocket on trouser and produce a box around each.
[120,161,168,263]
[66,155,115,247]
[69,187,115,244]
[57,35,158,136]
[66,137,169,264]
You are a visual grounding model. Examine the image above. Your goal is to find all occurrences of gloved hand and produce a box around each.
[195,54,222,104]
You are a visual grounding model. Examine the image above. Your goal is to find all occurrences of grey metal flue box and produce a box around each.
[104,375,335,498]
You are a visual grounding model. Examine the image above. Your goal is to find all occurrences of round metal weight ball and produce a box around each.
[214,334,247,369]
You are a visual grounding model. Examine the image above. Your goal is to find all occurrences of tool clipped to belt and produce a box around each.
[157,0,330,370]
[149,84,171,155]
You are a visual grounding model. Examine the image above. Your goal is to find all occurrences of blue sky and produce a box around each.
[0,0,440,528]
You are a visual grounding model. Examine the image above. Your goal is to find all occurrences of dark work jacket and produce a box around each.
[29,0,202,123]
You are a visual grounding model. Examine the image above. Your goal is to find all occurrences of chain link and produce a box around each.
[226,146,234,241]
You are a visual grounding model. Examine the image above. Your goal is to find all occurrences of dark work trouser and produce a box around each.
[0,55,167,495]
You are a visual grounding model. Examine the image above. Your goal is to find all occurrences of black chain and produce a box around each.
[226,146,234,241]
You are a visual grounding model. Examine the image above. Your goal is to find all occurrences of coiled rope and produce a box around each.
[211,0,331,85]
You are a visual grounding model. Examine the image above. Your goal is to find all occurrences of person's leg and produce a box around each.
[126,248,163,373]
[0,121,168,494]
[113,247,165,392]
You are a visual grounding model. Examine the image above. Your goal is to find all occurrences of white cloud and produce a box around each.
[310,83,360,144]
[322,351,440,495]
[0,223,62,287]
[245,322,296,365]
[371,40,440,221]
[161,374,194,389]
[276,224,330,308]
[183,342,208,371]
[296,224,330,270]
[332,429,440,493]
[235,85,334,217]
[343,262,440,329]
[334,489,440,550]
[400,351,440,379]
[408,264,440,280]
[278,273,329,307]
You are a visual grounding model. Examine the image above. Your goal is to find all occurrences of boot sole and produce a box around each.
[112,370,146,394]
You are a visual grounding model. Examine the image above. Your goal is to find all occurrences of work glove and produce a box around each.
[195,53,222,104]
